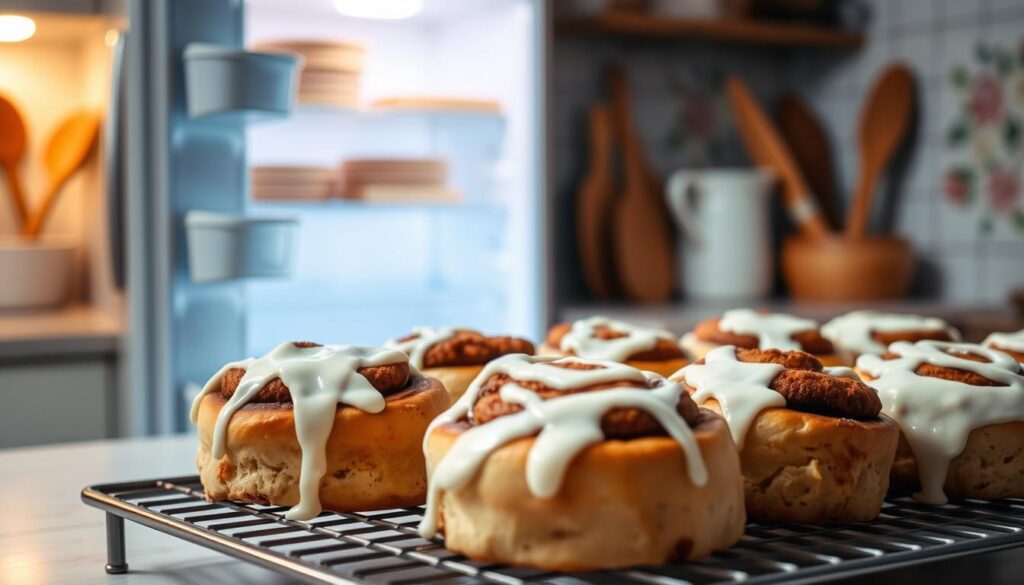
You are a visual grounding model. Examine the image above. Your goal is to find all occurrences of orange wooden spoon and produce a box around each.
[0,94,30,227]
[846,65,915,239]
[22,111,101,238]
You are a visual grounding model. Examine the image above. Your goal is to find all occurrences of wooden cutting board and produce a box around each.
[609,65,675,303]
[777,94,841,230]
[576,102,616,299]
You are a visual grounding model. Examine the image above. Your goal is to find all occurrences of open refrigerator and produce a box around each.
[116,0,546,435]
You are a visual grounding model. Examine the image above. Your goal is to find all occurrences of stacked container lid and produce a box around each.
[335,158,458,202]
[256,41,365,108]
[251,166,335,201]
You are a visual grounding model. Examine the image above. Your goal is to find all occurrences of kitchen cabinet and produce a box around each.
[0,304,122,448]
[0,357,116,447]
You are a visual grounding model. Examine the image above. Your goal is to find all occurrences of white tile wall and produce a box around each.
[552,0,1024,306]
[798,0,1024,304]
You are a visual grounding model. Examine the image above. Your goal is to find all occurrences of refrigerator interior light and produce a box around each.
[0,15,35,43]
[332,0,422,20]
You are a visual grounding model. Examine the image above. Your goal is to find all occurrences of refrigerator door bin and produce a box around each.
[184,212,298,282]
[183,43,299,121]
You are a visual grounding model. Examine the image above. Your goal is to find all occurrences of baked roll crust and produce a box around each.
[420,355,744,570]
[674,346,898,524]
[682,309,844,366]
[193,342,450,518]
[983,329,1024,363]
[385,327,534,401]
[540,316,687,377]
[857,341,1024,503]
[822,310,960,362]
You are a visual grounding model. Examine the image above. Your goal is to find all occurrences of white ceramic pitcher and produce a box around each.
[665,168,775,300]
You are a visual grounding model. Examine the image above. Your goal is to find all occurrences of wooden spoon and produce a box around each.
[777,94,841,230]
[0,94,30,227]
[576,102,616,299]
[609,65,675,303]
[726,76,830,241]
[22,111,102,238]
[846,64,915,239]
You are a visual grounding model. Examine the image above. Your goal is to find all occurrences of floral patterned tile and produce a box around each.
[940,30,1024,237]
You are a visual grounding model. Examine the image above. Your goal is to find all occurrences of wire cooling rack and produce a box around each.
[82,476,1024,585]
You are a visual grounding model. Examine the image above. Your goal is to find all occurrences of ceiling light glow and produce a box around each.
[0,15,35,43]
[332,0,423,20]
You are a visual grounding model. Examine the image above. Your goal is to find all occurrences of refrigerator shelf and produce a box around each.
[82,475,1024,585]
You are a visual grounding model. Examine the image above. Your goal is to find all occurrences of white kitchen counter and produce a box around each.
[0,435,291,585]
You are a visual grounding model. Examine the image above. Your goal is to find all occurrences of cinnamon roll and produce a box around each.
[540,316,687,377]
[420,354,745,571]
[385,327,534,401]
[857,341,1024,503]
[822,310,960,362]
[681,308,845,365]
[673,346,899,524]
[192,342,450,519]
[983,329,1024,363]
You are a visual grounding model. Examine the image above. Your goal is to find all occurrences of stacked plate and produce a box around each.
[251,166,335,201]
[256,41,364,108]
[336,158,459,203]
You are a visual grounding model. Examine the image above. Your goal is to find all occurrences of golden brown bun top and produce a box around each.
[470,361,700,439]
[872,346,1024,386]
[695,315,835,355]
[219,342,410,403]
[395,329,535,368]
[545,322,686,361]
[687,348,882,419]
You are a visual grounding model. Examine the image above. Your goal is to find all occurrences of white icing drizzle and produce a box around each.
[822,310,959,355]
[418,354,708,538]
[676,346,786,446]
[858,341,1024,504]
[190,342,409,520]
[717,308,818,351]
[559,316,676,362]
[983,330,1024,356]
[384,326,458,369]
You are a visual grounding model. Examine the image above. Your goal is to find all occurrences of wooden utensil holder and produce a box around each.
[781,235,913,301]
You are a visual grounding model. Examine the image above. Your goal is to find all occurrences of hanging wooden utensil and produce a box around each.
[609,65,675,303]
[777,93,841,230]
[576,102,617,299]
[846,64,915,239]
[0,94,30,227]
[727,76,830,241]
[22,111,102,238]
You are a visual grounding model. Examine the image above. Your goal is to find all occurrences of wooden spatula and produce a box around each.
[727,76,830,241]
[0,94,30,227]
[777,94,841,230]
[576,103,616,299]
[22,111,101,238]
[609,65,675,303]
[846,64,915,239]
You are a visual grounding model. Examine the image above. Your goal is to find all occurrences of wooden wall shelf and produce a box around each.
[555,13,864,49]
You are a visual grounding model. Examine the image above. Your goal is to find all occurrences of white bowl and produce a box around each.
[185,211,298,282]
[0,238,75,309]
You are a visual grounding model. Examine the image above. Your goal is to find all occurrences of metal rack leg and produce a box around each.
[104,513,129,574]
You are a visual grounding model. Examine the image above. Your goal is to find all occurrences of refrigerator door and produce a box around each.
[124,0,248,435]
